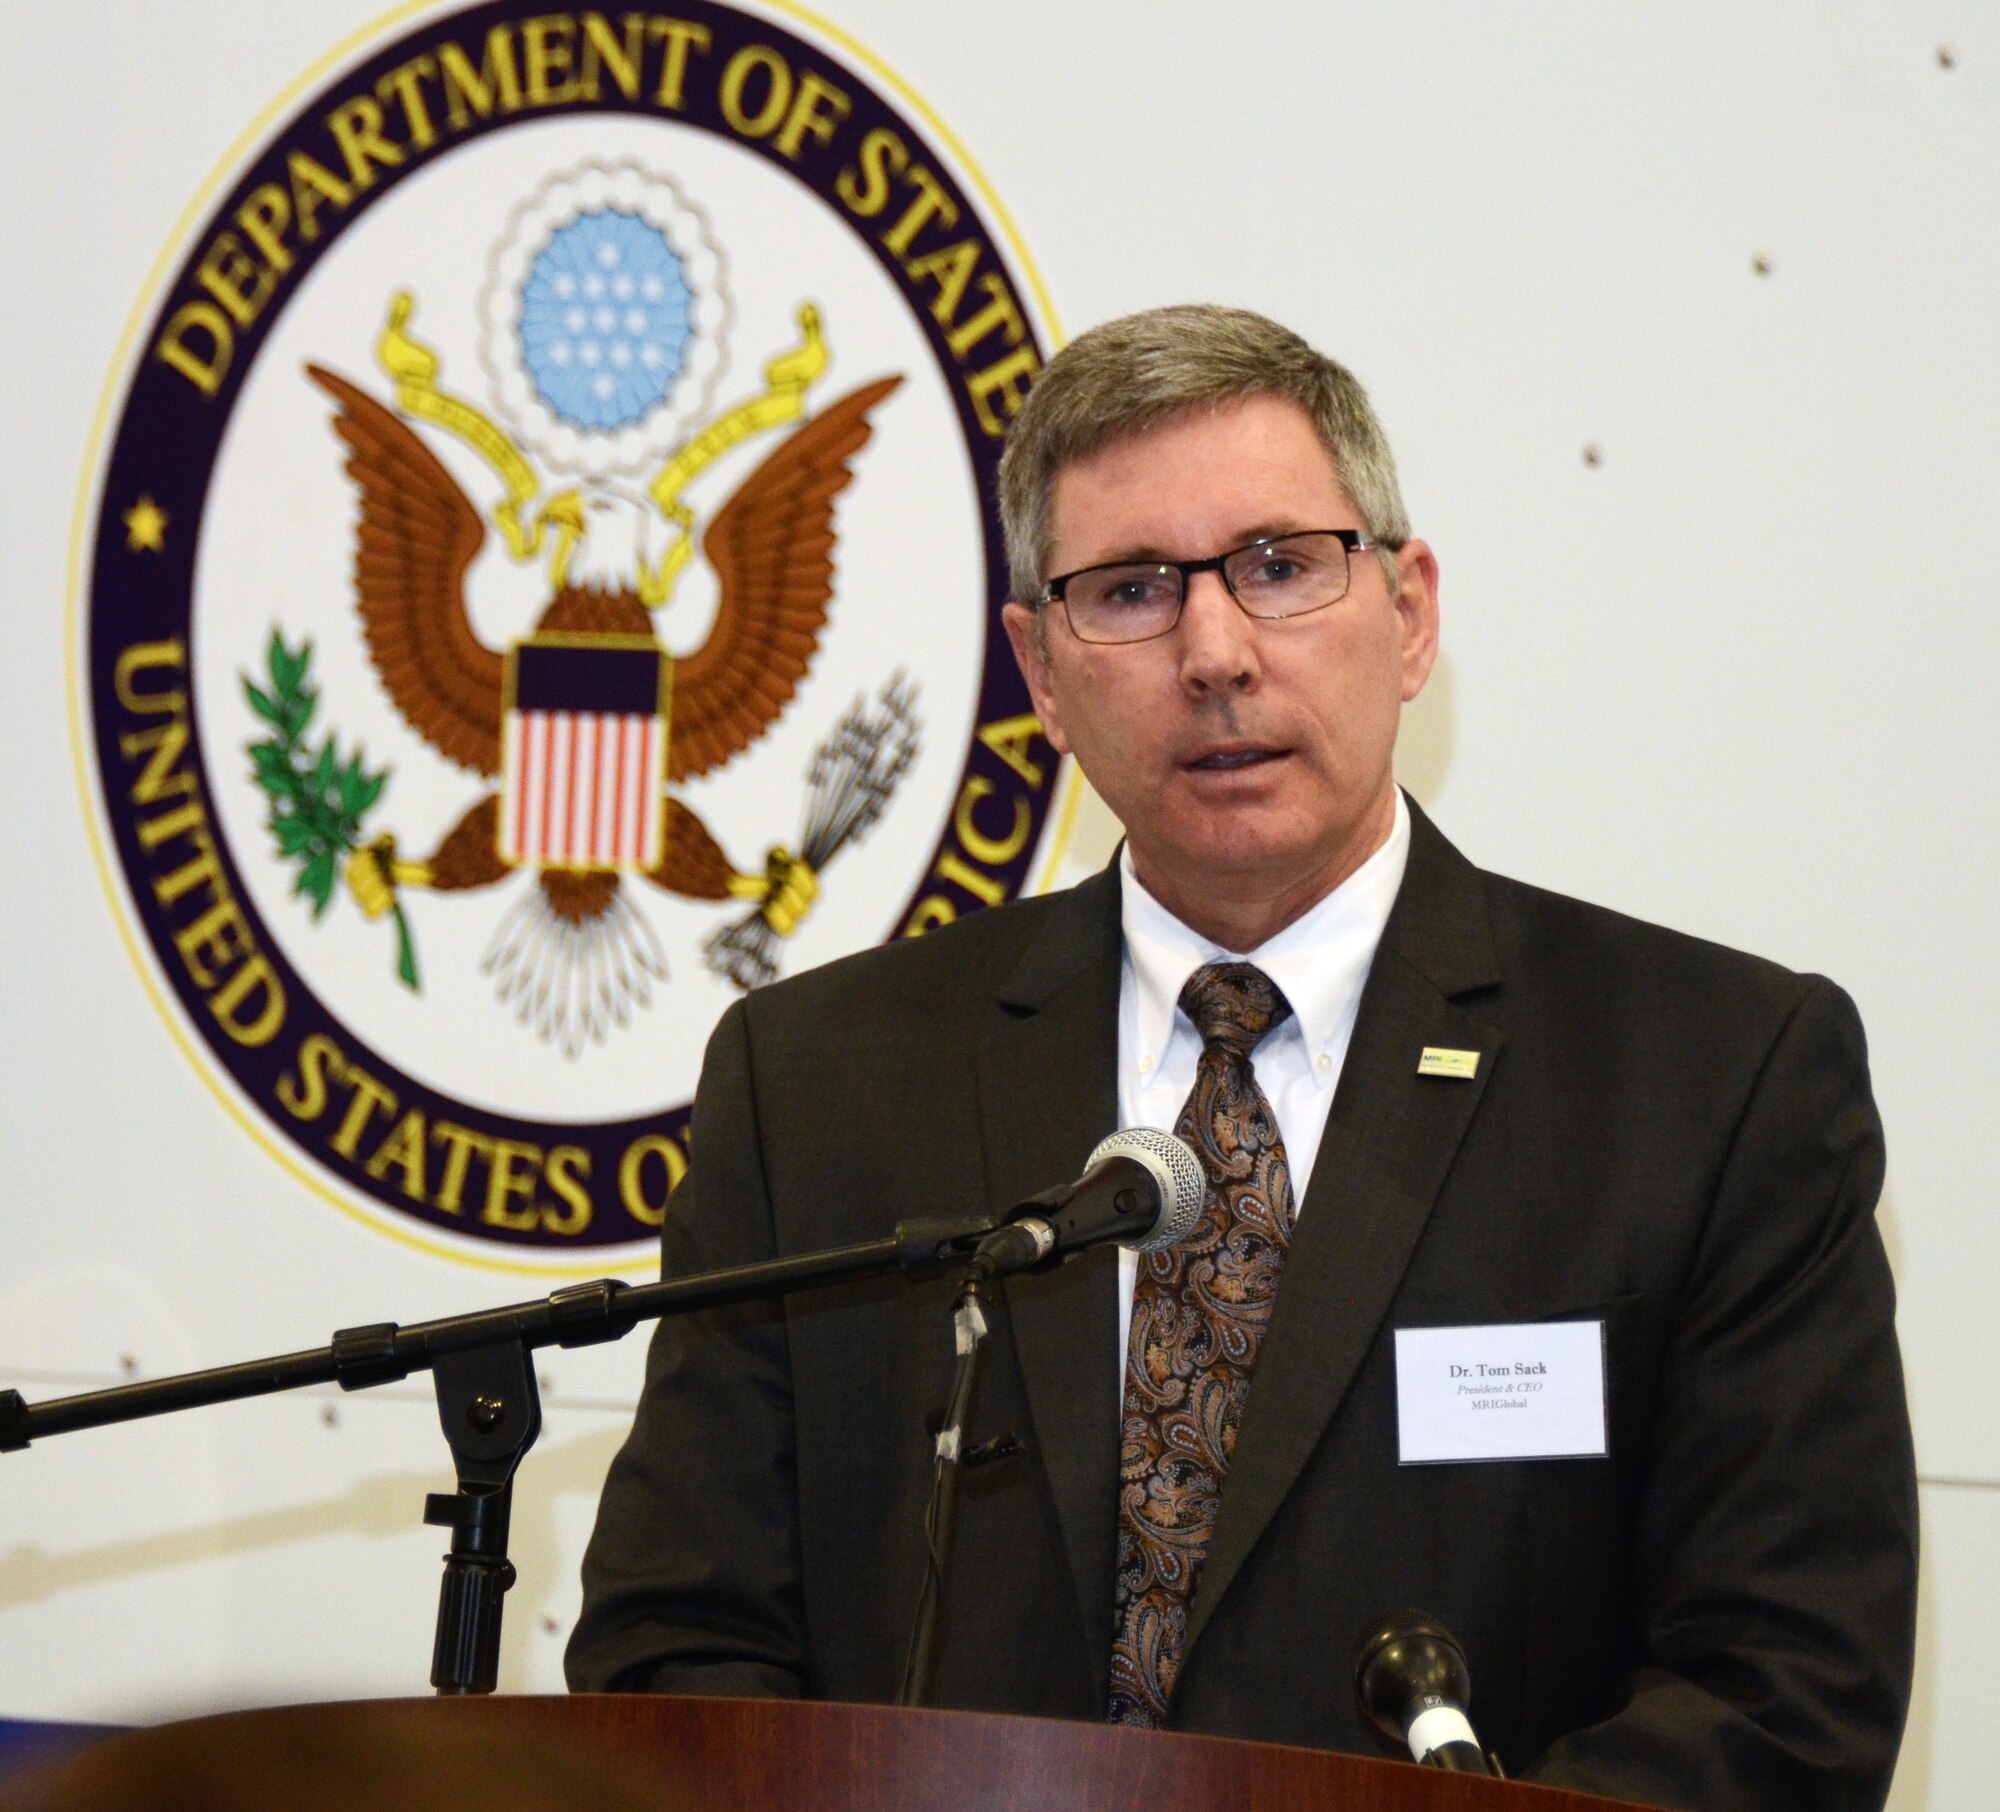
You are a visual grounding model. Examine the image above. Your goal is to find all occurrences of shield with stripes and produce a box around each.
[499,635,670,873]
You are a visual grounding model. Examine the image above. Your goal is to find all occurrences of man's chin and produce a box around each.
[1159,774,1303,848]
[1130,817,1311,892]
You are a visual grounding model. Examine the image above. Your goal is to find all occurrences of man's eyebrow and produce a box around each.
[1072,542,1177,567]
[1070,521,1322,567]
[1229,521,1318,547]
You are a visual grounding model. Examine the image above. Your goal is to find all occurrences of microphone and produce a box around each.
[1354,1610,1494,1774]
[969,1128,1206,1280]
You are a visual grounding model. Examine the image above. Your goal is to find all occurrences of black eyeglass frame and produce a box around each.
[1037,528,1379,644]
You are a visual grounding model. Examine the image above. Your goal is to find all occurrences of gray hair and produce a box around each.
[998,303,1411,606]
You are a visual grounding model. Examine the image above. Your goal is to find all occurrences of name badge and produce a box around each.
[1394,1320,1608,1464]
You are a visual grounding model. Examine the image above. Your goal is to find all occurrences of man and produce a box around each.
[568,306,1917,1810]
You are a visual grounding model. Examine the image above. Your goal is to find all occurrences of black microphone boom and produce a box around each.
[0,1210,1001,1696]
[1354,1610,1494,1775]
[969,1127,1205,1281]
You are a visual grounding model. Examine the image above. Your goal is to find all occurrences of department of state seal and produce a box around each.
[76,2,1066,1267]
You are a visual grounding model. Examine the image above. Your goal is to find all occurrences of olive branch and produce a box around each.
[243,630,418,989]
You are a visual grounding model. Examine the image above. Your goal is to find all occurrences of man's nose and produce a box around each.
[1175,570,1260,692]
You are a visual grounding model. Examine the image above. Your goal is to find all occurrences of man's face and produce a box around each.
[1002,395,1438,931]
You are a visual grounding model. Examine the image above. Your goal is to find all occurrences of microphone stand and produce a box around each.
[897,1215,1060,1708]
[0,1214,992,1696]
[896,1264,992,1707]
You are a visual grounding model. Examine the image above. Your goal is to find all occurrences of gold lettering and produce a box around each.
[155,301,232,394]
[902,895,957,936]
[944,274,1028,361]
[325,95,406,192]
[646,17,711,108]
[113,639,188,717]
[935,849,1007,907]
[135,797,204,852]
[432,1121,492,1215]
[543,1144,593,1234]
[772,68,850,159]
[619,1133,685,1227]
[580,11,644,100]
[367,1108,429,1201]
[836,126,905,217]
[278,1033,341,1120]
[194,232,276,329]
[147,836,224,912]
[173,897,254,990]
[119,725,195,810]
[967,344,1039,437]
[482,1137,543,1230]
[233,185,295,278]
[881,165,958,258]
[953,774,1031,867]
[330,1066,398,1159]
[977,712,1047,788]
[438,29,525,130]
[208,955,286,1047]
[113,657,292,1052]
[521,15,582,105]
[903,238,979,330]
[286,150,354,242]
[147,827,222,904]
[328,1064,398,1152]
[376,55,440,149]
[718,43,791,139]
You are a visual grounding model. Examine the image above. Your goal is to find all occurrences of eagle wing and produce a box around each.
[306,364,503,776]
[670,375,904,783]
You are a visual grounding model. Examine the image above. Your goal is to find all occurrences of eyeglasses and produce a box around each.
[1039,529,1378,645]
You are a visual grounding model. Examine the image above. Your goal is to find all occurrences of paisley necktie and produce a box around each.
[1107,960,1297,1726]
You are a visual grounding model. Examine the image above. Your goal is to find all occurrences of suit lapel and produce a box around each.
[975,864,1124,1693]
[1182,800,1505,1666]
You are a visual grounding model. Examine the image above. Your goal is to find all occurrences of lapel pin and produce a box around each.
[1417,1047,1480,1080]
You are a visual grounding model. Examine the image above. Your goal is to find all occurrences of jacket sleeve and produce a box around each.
[565,998,808,1697]
[1524,978,1918,1810]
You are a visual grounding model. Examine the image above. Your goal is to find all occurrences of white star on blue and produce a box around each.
[519,210,692,429]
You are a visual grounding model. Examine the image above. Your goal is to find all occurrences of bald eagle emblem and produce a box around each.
[248,163,917,1057]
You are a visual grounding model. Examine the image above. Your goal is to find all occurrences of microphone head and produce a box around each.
[1085,1128,1206,1253]
[1353,1609,1474,1754]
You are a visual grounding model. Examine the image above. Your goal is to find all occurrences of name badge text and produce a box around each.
[1394,1319,1608,1464]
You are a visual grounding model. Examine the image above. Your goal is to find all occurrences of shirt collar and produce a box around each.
[1120,789,1412,1063]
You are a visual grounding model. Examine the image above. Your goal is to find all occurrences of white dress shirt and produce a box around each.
[1114,789,1411,1373]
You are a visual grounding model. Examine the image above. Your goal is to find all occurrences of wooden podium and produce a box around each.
[0,1694,1653,1812]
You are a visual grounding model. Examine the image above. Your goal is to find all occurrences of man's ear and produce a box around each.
[1002,601,1073,754]
[1391,538,1441,703]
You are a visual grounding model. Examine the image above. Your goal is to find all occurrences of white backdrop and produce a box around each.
[2,4,1993,1806]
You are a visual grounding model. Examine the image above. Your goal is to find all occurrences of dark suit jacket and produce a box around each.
[568,801,1917,1811]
